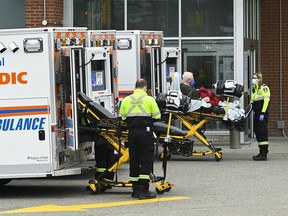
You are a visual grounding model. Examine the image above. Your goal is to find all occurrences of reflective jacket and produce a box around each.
[120,89,161,128]
[250,84,270,113]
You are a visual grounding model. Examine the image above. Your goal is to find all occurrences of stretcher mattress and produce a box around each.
[77,92,187,136]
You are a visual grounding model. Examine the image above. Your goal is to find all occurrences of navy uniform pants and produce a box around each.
[94,137,115,179]
[254,110,269,143]
[128,128,154,181]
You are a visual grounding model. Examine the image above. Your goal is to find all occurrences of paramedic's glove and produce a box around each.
[259,114,265,122]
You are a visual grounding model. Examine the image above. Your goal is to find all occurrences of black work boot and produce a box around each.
[253,145,268,161]
[137,181,156,200]
[131,182,140,198]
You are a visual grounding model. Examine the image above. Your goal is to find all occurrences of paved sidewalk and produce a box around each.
[221,136,288,159]
[160,136,288,216]
[1,137,287,216]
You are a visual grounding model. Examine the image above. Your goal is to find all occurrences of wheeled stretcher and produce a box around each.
[155,81,252,161]
[77,92,190,195]
[156,108,224,161]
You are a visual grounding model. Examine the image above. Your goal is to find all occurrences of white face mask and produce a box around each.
[252,78,258,85]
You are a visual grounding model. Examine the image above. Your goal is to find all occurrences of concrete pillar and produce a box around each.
[230,129,240,149]
[228,96,241,149]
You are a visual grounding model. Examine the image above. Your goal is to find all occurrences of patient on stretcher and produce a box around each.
[167,73,249,120]
[156,91,252,132]
[157,91,249,116]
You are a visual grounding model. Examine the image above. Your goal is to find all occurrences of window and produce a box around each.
[182,0,233,37]
[182,40,233,88]
[127,0,179,37]
[74,0,124,30]
[0,0,25,29]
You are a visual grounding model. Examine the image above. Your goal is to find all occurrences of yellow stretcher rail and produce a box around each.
[158,111,223,162]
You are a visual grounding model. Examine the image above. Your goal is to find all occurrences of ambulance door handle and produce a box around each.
[39,130,45,141]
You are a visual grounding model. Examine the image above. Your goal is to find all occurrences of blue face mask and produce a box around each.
[189,79,195,86]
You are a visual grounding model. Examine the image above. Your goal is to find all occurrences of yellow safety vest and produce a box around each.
[120,89,161,120]
[250,84,270,113]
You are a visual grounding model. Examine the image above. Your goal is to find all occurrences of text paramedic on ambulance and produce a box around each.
[250,72,271,161]
[120,79,161,199]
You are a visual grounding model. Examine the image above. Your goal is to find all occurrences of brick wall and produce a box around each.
[26,0,63,28]
[261,0,288,137]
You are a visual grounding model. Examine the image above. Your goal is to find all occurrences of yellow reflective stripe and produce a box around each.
[253,97,264,101]
[259,141,269,145]
[262,98,270,113]
[126,113,151,117]
[127,95,147,115]
[139,174,150,180]
[129,177,139,182]
[96,168,106,172]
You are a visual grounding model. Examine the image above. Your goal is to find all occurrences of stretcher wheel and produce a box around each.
[164,182,173,192]
[165,187,172,192]
[156,187,165,194]
[215,152,223,162]
[89,184,101,195]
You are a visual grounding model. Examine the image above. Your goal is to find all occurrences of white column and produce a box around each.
[63,0,73,27]
[232,0,244,146]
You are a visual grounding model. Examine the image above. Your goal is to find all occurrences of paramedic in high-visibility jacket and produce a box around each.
[250,72,271,161]
[120,79,161,199]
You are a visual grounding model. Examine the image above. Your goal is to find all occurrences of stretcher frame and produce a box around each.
[77,92,175,195]
[158,111,224,161]
[157,96,251,161]
[155,81,249,161]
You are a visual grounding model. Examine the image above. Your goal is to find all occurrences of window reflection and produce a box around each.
[127,0,178,37]
[74,0,124,30]
[182,0,233,37]
[0,0,25,28]
[182,40,233,87]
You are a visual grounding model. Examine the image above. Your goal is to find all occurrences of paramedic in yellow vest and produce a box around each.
[120,79,161,199]
[250,72,271,161]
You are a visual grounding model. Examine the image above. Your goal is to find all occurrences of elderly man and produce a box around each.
[180,71,210,103]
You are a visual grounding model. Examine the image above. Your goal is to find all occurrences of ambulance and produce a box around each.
[0,27,116,185]
[115,30,181,99]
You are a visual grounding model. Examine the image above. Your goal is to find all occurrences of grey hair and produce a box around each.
[182,71,193,82]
